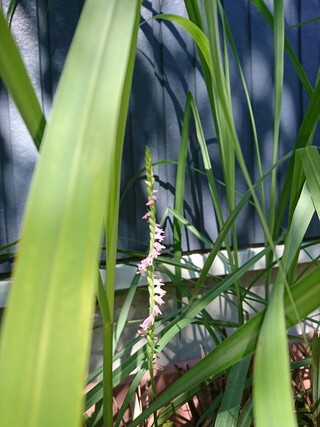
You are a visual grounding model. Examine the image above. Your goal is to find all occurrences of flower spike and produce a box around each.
[136,147,166,403]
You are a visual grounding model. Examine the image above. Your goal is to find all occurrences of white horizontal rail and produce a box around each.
[0,243,319,306]
[111,242,320,290]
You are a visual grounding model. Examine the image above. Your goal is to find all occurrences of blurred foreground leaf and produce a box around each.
[0,1,141,426]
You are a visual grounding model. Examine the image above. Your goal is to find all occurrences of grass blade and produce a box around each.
[281,183,314,274]
[114,273,140,348]
[237,397,253,427]
[217,3,266,215]
[297,147,320,218]
[253,182,315,427]
[214,356,251,427]
[5,1,19,22]
[114,369,146,427]
[129,266,320,426]
[288,15,320,29]
[0,7,45,148]
[189,94,229,237]
[254,280,297,427]
[173,92,192,309]
[252,0,312,96]
[170,207,213,249]
[156,10,279,279]
[274,76,320,236]
[0,1,140,426]
[101,2,141,423]
[311,331,320,424]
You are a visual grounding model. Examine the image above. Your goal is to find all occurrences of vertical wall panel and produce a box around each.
[0,0,40,272]
[0,88,15,272]
[249,0,275,244]
[0,0,83,272]
[223,0,256,244]
[300,0,320,238]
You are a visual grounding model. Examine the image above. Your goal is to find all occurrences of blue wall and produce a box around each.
[0,0,319,272]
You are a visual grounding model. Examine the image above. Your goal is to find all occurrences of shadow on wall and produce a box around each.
[120,0,320,254]
[0,0,84,272]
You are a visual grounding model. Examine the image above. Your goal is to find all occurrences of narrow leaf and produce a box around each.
[214,356,251,427]
[0,7,45,148]
[311,331,320,424]
[297,147,320,219]
[0,1,140,426]
[129,267,320,426]
[254,179,314,427]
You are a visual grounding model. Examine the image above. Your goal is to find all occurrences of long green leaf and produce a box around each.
[275,75,320,236]
[189,151,292,302]
[217,3,266,216]
[203,0,236,217]
[114,274,140,348]
[311,331,320,424]
[156,11,281,284]
[214,356,251,427]
[102,2,141,423]
[251,0,312,96]
[129,266,320,426]
[189,93,231,241]
[254,279,297,427]
[173,92,192,310]
[254,182,315,427]
[170,207,213,249]
[0,1,140,426]
[288,15,320,29]
[5,0,20,22]
[114,369,146,427]
[0,7,45,148]
[237,397,253,427]
[297,147,320,218]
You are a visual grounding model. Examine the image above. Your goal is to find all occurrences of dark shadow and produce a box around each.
[0,0,85,272]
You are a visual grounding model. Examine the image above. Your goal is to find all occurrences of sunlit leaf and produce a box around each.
[0,1,141,426]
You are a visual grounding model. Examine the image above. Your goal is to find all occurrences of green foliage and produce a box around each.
[0,0,319,426]
[311,332,320,424]
[0,7,45,148]
[0,1,141,426]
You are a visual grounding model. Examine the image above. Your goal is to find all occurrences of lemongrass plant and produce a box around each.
[0,1,320,427]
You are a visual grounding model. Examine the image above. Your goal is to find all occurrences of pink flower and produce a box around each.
[155,224,165,242]
[153,305,162,316]
[150,248,161,258]
[137,181,166,338]
[155,295,165,305]
[146,195,157,206]
[154,277,164,287]
[155,286,166,297]
[137,254,153,274]
[154,242,165,252]
[138,315,154,335]
[155,233,164,242]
